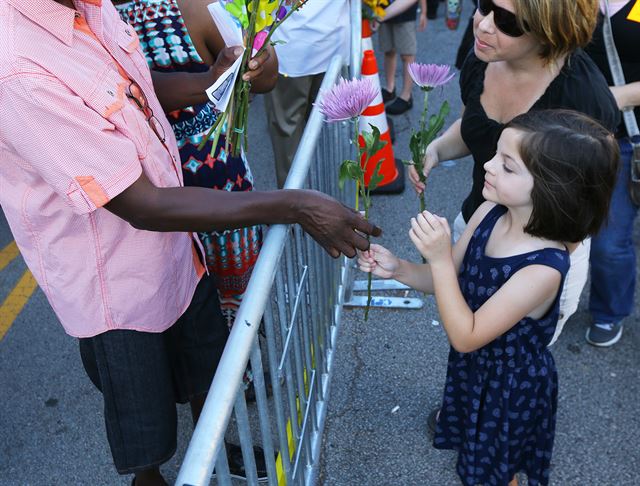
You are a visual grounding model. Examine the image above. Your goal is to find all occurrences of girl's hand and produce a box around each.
[408,143,440,194]
[409,211,452,264]
[357,243,399,279]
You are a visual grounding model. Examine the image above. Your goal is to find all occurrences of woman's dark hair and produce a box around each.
[504,109,619,243]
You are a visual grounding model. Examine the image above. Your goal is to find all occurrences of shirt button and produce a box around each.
[125,29,132,36]
[107,90,115,96]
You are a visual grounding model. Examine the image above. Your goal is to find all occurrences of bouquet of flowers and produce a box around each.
[318,77,384,320]
[201,0,308,157]
[362,0,388,20]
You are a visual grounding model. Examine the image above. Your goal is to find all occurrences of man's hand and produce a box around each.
[409,211,451,264]
[296,190,382,258]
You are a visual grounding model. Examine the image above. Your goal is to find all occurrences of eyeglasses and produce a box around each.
[477,0,526,37]
[125,79,166,144]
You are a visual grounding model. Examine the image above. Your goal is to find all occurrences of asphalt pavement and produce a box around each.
[1,4,638,486]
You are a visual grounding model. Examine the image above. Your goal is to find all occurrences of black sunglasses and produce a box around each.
[477,0,526,37]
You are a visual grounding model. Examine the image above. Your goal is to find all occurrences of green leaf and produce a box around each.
[339,159,362,190]
[364,124,387,155]
[367,160,384,191]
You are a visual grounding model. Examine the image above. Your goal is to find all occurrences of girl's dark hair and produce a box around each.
[504,110,619,243]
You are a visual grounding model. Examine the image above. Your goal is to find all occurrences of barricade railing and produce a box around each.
[176,51,357,486]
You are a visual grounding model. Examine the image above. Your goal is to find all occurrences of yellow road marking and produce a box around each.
[0,269,38,341]
[0,241,20,272]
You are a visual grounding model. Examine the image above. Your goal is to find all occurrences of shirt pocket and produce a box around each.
[116,21,153,86]
[83,65,151,161]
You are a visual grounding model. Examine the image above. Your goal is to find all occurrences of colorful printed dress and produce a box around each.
[116,0,262,326]
[433,205,570,486]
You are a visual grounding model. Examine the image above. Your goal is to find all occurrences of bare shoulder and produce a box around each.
[176,0,224,63]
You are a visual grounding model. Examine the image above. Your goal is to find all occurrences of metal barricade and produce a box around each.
[176,52,357,486]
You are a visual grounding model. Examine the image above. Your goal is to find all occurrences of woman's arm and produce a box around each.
[610,81,640,111]
[408,115,471,193]
[178,0,278,94]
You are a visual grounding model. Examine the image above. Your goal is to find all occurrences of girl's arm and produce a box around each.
[417,209,562,353]
[359,203,493,293]
[408,115,471,193]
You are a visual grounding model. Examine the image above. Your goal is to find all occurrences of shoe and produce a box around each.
[386,96,413,115]
[381,87,396,104]
[585,321,623,347]
[427,407,440,437]
[226,443,270,482]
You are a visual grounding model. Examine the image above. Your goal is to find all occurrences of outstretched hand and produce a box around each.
[297,190,382,259]
[357,243,399,279]
[409,211,452,264]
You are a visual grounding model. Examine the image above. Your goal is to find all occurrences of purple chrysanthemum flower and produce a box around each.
[318,78,378,123]
[408,63,455,91]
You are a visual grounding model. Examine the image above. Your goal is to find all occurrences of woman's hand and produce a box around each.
[409,211,452,264]
[357,243,400,279]
[242,44,275,84]
[408,143,440,194]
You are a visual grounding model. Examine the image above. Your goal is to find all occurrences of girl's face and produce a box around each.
[472,0,540,63]
[482,128,534,208]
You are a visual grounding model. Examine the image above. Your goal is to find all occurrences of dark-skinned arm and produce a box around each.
[105,172,381,258]
[150,45,274,113]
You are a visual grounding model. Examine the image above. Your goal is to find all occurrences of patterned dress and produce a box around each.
[433,205,570,486]
[116,0,262,326]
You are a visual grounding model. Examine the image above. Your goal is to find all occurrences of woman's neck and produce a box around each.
[502,52,566,81]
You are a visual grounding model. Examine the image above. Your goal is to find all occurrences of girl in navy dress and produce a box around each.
[358,110,619,486]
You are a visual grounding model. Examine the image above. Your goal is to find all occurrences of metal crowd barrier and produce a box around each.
[176,52,357,486]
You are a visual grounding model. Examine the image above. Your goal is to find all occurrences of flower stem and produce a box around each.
[364,199,373,321]
[420,89,429,134]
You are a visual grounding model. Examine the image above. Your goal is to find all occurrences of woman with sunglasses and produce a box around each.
[410,0,620,342]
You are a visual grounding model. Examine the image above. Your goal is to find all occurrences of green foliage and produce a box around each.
[361,124,387,158]
[338,159,363,189]
[368,160,384,191]
[408,100,450,182]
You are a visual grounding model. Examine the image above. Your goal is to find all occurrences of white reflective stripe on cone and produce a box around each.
[359,111,389,133]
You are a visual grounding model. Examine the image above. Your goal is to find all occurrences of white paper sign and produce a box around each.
[205,54,243,112]
[207,2,244,47]
[205,2,245,112]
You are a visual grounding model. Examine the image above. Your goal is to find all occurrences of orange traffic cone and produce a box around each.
[361,18,396,144]
[362,19,374,52]
[359,49,405,194]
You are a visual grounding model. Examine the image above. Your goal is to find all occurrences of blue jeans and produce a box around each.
[589,139,638,323]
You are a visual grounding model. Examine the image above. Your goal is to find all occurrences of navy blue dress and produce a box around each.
[433,205,570,486]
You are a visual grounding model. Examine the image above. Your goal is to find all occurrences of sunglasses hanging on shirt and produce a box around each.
[476,0,527,37]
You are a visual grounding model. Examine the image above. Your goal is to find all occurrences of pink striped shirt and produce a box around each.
[0,0,205,337]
